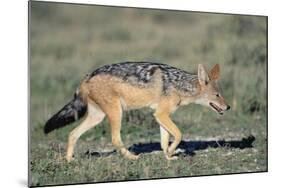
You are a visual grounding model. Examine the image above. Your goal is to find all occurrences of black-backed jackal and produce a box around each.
[44,62,230,161]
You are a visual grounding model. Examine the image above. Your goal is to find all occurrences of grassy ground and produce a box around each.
[29,2,267,187]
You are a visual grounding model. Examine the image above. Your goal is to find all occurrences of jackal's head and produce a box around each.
[195,64,230,115]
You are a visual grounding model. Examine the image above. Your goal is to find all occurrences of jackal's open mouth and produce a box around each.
[210,102,223,115]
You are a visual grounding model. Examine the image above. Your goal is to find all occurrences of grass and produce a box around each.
[29,2,267,187]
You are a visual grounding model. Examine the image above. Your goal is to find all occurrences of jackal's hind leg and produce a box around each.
[66,104,105,162]
[104,99,139,160]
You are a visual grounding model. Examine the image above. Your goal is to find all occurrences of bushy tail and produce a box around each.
[44,93,87,134]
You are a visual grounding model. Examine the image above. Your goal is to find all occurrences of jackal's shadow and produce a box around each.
[85,135,255,157]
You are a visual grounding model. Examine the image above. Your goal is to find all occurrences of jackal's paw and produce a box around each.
[66,155,74,163]
[164,149,178,160]
[167,147,176,156]
[125,152,140,160]
[165,154,178,160]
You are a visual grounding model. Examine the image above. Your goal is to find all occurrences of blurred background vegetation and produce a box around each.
[30,1,267,186]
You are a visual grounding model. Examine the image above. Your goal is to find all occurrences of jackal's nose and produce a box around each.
[226,105,231,111]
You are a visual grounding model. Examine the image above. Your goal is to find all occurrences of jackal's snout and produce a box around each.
[226,105,231,111]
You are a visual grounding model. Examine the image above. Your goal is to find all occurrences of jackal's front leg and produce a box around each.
[155,112,182,160]
[160,126,170,154]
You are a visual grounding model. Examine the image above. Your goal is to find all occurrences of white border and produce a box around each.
[1,0,280,188]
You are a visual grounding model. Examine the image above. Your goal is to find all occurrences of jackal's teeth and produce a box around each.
[209,102,223,115]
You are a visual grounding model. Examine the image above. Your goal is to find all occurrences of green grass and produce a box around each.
[30,2,267,187]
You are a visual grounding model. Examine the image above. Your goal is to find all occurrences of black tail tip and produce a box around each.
[44,120,55,134]
[44,127,50,134]
[44,124,51,134]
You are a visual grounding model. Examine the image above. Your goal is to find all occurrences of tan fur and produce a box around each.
[65,64,229,161]
[86,69,163,110]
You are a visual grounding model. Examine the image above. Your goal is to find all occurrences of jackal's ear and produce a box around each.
[209,64,220,80]
[198,64,210,86]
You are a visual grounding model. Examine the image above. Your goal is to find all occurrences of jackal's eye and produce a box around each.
[216,93,220,97]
